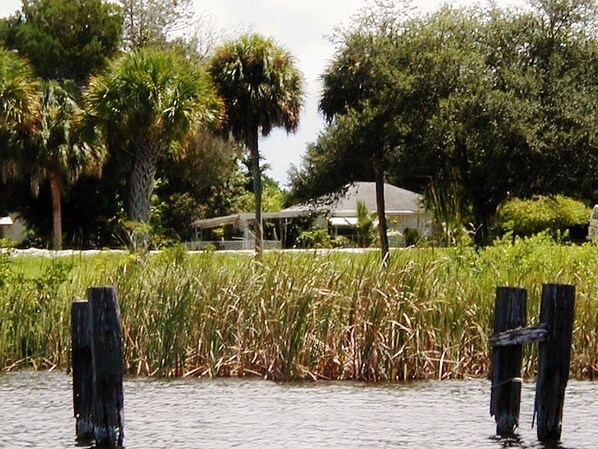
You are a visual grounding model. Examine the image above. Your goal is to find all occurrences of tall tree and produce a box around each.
[0,47,38,140]
[0,46,38,221]
[0,48,38,243]
[85,48,223,248]
[410,1,598,243]
[0,50,104,249]
[0,0,122,84]
[2,81,106,249]
[208,33,303,254]
[523,0,598,199]
[319,14,410,259]
[119,0,193,49]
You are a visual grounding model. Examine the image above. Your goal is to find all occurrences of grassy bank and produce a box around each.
[1,235,598,381]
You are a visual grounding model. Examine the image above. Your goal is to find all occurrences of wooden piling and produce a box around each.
[490,286,527,436]
[88,287,125,448]
[71,300,94,441]
[534,283,575,441]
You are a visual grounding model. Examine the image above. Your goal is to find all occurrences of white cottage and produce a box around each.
[190,182,431,249]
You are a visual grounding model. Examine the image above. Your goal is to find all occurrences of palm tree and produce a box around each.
[0,47,39,158]
[34,82,107,249]
[0,48,38,242]
[85,48,222,248]
[0,55,106,250]
[3,80,106,250]
[208,33,303,254]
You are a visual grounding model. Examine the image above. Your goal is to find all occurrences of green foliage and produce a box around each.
[208,33,304,144]
[0,238,14,249]
[493,195,590,238]
[236,176,285,213]
[85,47,223,231]
[296,228,333,249]
[1,0,122,83]
[0,47,38,135]
[356,200,376,248]
[296,228,350,249]
[157,131,246,221]
[403,228,420,247]
[151,132,248,244]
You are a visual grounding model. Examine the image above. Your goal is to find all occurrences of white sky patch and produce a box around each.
[0,0,20,17]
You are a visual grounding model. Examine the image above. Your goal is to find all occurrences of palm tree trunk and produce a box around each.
[249,129,263,255]
[374,166,389,262]
[126,141,160,251]
[48,171,63,250]
[128,142,159,223]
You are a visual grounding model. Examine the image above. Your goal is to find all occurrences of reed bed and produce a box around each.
[1,235,598,381]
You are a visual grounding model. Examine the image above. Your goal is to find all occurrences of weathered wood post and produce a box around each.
[88,286,125,448]
[490,286,527,436]
[71,300,94,441]
[534,283,575,441]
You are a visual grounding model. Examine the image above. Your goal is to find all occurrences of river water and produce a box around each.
[1,371,597,449]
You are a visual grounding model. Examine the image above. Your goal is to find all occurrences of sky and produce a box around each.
[0,0,520,187]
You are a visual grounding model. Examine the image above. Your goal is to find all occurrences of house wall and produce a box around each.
[1,214,27,244]
[389,212,432,236]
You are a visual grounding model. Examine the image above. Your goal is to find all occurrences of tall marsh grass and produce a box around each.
[1,234,598,381]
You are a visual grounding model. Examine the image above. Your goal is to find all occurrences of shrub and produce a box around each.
[493,195,590,239]
[0,238,14,249]
[296,228,332,248]
[403,228,420,247]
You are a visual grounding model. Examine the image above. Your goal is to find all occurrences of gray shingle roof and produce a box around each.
[285,182,424,216]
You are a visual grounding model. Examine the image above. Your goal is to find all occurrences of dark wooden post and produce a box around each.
[71,300,94,441]
[88,287,125,448]
[490,286,527,436]
[534,283,575,441]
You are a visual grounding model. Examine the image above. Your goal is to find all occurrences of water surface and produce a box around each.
[1,371,597,448]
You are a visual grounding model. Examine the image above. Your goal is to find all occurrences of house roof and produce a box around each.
[285,182,424,216]
[192,210,312,229]
[0,216,13,226]
[192,182,425,230]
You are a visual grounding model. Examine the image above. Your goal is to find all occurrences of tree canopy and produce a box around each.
[291,0,598,245]
[0,0,122,84]
[4,0,598,250]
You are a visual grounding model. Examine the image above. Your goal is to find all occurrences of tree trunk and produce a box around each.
[128,142,160,223]
[374,166,389,262]
[472,201,496,247]
[249,129,263,256]
[48,171,63,250]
